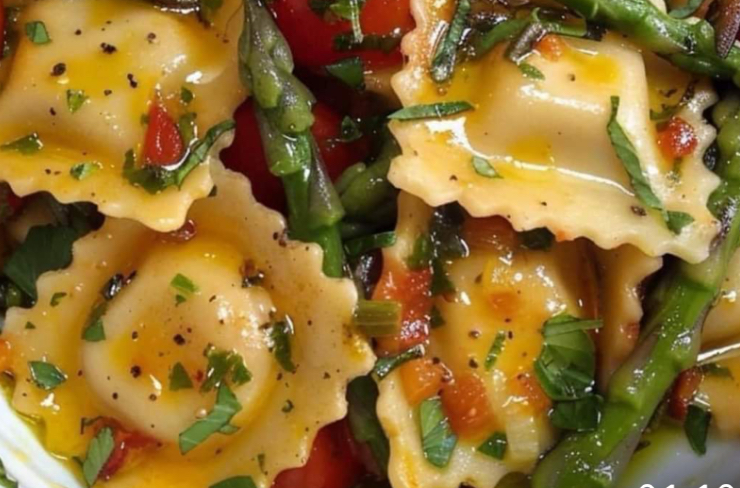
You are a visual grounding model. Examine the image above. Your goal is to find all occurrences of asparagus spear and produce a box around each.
[239,0,346,277]
[531,92,740,488]
[551,0,740,86]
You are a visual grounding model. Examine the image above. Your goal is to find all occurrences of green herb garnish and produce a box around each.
[477,432,507,459]
[201,347,252,393]
[353,299,401,337]
[518,62,545,80]
[1,133,43,155]
[170,362,194,391]
[210,476,257,488]
[29,360,67,390]
[179,384,242,454]
[82,427,115,487]
[430,0,470,83]
[325,57,364,89]
[472,156,502,179]
[70,162,100,181]
[389,101,474,121]
[347,376,390,472]
[373,344,425,380]
[550,394,603,432]
[344,231,396,257]
[82,303,106,342]
[484,331,507,370]
[684,403,711,455]
[267,319,297,373]
[181,86,194,104]
[0,458,18,488]
[419,396,457,467]
[50,292,67,306]
[25,21,51,45]
[66,89,89,113]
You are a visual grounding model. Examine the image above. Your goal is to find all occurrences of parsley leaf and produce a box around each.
[201,347,252,393]
[82,303,106,342]
[267,319,297,373]
[419,396,457,467]
[518,62,545,80]
[325,57,364,89]
[3,224,77,301]
[550,394,603,432]
[70,162,101,180]
[24,21,51,44]
[347,376,390,472]
[684,403,711,455]
[389,101,474,121]
[1,133,43,155]
[50,291,67,306]
[29,361,67,390]
[82,427,115,487]
[477,432,507,459]
[179,383,242,454]
[373,344,425,380]
[484,331,507,370]
[472,156,502,179]
[66,89,89,113]
[534,314,601,401]
[170,362,194,391]
[170,273,198,304]
[430,0,470,83]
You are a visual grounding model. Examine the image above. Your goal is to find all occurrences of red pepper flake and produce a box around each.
[657,116,698,160]
[143,103,184,166]
[669,367,704,421]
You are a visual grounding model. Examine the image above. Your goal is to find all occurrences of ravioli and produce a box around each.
[0,164,374,487]
[389,1,720,263]
[376,194,598,488]
[0,0,246,232]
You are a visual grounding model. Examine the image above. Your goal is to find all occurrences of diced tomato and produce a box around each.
[270,0,413,69]
[0,340,11,373]
[535,35,565,61]
[401,358,447,406]
[509,372,552,414]
[656,116,698,160]
[221,99,363,211]
[462,216,518,252]
[143,103,184,166]
[441,372,494,438]
[91,420,158,482]
[272,421,365,488]
[373,259,433,354]
[669,368,703,421]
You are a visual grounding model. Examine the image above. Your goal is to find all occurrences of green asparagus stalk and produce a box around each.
[239,0,346,277]
[531,92,740,487]
[551,0,740,85]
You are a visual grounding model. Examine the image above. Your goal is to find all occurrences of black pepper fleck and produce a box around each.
[130,365,142,378]
[173,334,186,346]
[100,42,117,54]
[127,73,139,88]
[51,63,67,77]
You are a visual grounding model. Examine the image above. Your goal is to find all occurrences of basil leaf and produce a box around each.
[82,427,115,487]
[29,361,67,390]
[389,101,474,121]
[608,96,693,234]
[329,0,365,43]
[406,233,433,270]
[268,319,297,373]
[534,314,597,401]
[485,331,507,370]
[347,376,390,472]
[541,314,603,337]
[171,273,198,296]
[326,57,364,89]
[82,303,106,342]
[201,347,252,393]
[419,396,457,468]
[4,224,77,301]
[25,21,51,44]
[345,231,397,257]
[477,432,507,459]
[373,344,425,380]
[430,0,470,83]
[1,133,43,155]
[471,18,529,58]
[684,403,711,455]
[66,89,89,113]
[70,162,100,181]
[518,62,545,80]
[178,113,198,146]
[0,458,17,488]
[669,0,703,18]
[179,384,242,454]
[170,362,194,391]
[431,259,455,297]
[519,228,554,251]
[550,394,602,432]
[472,156,502,179]
[210,477,257,488]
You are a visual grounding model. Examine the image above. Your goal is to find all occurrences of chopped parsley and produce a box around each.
[209,476,257,488]
[684,403,711,455]
[29,360,67,390]
[81,303,107,342]
[325,57,364,89]
[50,291,67,306]
[24,21,51,45]
[267,319,297,373]
[169,362,194,391]
[179,383,242,454]
[66,89,89,113]
[472,156,502,179]
[419,396,457,467]
[1,133,43,155]
[389,101,474,121]
[201,347,252,393]
[171,273,198,304]
[373,344,425,380]
[518,62,545,80]
[477,432,507,459]
[484,331,507,370]
[82,427,115,487]
[70,162,101,181]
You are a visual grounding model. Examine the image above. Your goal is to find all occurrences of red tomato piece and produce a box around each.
[441,372,494,438]
[270,0,413,69]
[669,367,703,421]
[143,103,184,166]
[272,421,365,488]
[656,116,698,160]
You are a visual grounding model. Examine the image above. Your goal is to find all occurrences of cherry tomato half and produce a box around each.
[272,421,365,488]
[270,0,413,69]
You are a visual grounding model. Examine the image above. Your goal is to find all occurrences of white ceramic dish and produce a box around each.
[1,391,739,487]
